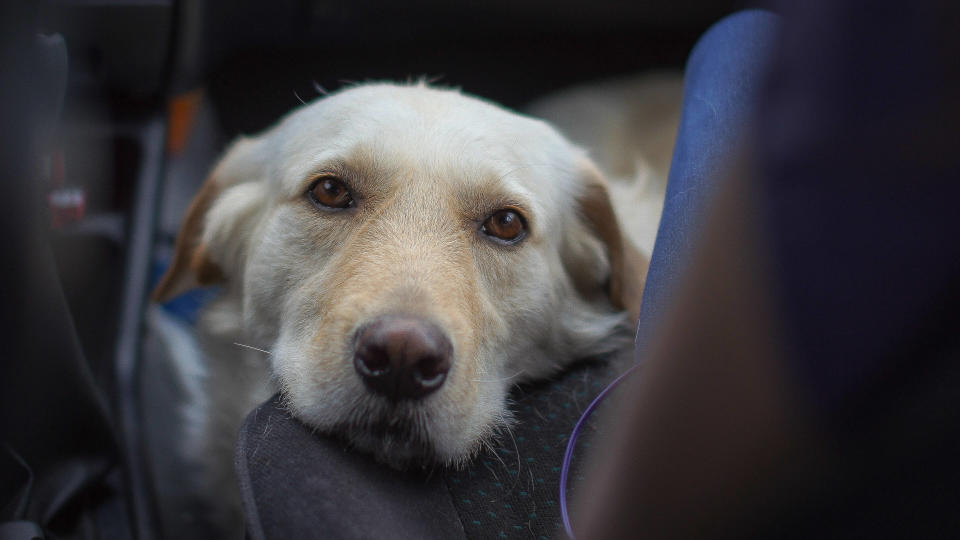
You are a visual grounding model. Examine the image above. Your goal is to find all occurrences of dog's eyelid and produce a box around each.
[302,167,353,190]
[490,202,532,229]
[471,194,529,218]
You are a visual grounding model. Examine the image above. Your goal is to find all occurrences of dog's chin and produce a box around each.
[330,401,487,470]
[339,419,439,469]
[316,396,437,469]
[285,379,509,470]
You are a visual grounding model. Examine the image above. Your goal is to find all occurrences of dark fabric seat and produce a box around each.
[236,356,627,540]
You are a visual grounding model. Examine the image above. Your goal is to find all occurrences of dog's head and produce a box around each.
[154,83,647,467]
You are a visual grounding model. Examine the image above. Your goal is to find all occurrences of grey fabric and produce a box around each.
[236,397,466,540]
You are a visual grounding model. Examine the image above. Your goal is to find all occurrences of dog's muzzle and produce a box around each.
[353,314,452,401]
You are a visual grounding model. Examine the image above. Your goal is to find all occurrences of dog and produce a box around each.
[151,78,678,536]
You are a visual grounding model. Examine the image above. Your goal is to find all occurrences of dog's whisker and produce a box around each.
[506,424,522,483]
[416,73,445,86]
[471,370,524,383]
[232,342,273,355]
[293,89,307,105]
[488,440,511,479]
[312,80,329,95]
[498,160,567,181]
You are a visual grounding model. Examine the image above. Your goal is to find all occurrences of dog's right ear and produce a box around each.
[567,158,649,323]
[152,137,262,303]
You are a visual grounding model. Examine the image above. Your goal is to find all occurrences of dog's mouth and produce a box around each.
[334,404,439,468]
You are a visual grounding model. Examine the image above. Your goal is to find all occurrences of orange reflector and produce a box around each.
[167,88,204,155]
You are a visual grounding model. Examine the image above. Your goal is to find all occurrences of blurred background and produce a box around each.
[42,0,743,395]
[2,1,744,538]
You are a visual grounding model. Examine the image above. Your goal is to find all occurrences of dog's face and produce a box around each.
[155,83,646,467]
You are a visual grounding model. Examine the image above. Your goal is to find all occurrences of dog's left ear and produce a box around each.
[151,175,225,303]
[571,159,649,323]
[152,136,263,303]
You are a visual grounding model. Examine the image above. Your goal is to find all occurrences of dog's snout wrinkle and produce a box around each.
[353,314,452,401]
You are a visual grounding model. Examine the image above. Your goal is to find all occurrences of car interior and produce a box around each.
[4,1,743,538]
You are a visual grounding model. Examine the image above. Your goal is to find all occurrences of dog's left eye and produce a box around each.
[307,176,355,209]
[481,209,526,243]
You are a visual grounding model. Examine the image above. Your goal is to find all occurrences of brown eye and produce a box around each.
[481,209,526,243]
[307,176,354,209]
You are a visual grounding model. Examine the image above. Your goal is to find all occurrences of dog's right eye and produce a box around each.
[481,209,527,244]
[307,176,355,209]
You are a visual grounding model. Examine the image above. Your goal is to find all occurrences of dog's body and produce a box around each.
[153,79,680,536]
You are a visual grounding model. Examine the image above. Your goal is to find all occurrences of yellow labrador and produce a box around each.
[153,80,674,533]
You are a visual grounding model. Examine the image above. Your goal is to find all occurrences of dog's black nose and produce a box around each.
[353,315,452,401]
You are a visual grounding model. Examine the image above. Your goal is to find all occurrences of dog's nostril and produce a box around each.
[354,342,391,377]
[353,315,452,401]
[413,353,449,389]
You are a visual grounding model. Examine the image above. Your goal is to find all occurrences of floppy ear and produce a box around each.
[152,137,261,303]
[572,159,649,323]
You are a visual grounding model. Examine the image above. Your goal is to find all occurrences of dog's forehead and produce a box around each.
[268,84,583,206]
